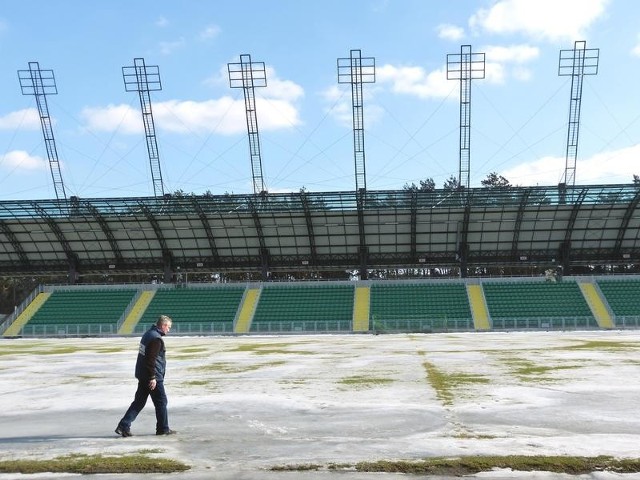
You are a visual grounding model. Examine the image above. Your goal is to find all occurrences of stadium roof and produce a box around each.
[0,183,638,279]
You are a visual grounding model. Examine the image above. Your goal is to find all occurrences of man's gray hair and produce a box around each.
[157,315,173,327]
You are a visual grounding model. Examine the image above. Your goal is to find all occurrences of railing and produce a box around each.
[18,323,119,337]
[133,322,235,335]
[372,317,474,333]
[612,316,640,329]
[250,320,352,333]
[490,316,597,330]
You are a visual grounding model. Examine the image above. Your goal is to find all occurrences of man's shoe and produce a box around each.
[156,429,177,435]
[115,426,133,437]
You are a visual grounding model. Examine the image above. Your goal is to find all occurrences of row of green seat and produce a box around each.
[483,282,593,324]
[29,290,138,325]
[597,280,640,317]
[140,288,245,326]
[370,284,472,324]
[252,286,354,323]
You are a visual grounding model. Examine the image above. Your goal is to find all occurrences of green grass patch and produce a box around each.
[0,344,126,356]
[338,375,394,388]
[500,356,580,382]
[272,456,640,475]
[177,347,209,354]
[182,379,211,386]
[228,343,312,355]
[422,360,489,405]
[0,453,189,474]
[562,340,640,351]
[191,360,286,374]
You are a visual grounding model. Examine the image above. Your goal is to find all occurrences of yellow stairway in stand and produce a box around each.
[579,282,614,329]
[235,288,260,333]
[352,286,370,332]
[467,284,490,330]
[3,292,51,337]
[118,290,156,335]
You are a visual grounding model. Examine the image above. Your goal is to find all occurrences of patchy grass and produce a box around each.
[0,344,126,356]
[191,360,286,374]
[272,456,640,475]
[422,360,489,405]
[0,453,189,474]
[562,340,640,351]
[228,343,313,355]
[338,375,394,388]
[500,356,580,382]
[182,380,211,386]
[177,347,209,354]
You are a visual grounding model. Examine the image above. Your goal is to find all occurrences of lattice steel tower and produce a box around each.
[123,58,166,197]
[558,40,599,187]
[447,45,485,191]
[18,62,67,202]
[228,54,268,195]
[337,49,375,193]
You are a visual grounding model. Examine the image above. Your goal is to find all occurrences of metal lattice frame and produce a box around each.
[0,185,639,277]
[559,41,599,187]
[337,49,375,193]
[123,58,166,197]
[228,55,268,195]
[447,45,485,192]
[18,62,67,203]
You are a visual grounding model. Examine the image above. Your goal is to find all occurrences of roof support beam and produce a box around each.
[614,189,640,257]
[31,202,78,282]
[84,201,124,267]
[300,192,318,267]
[138,203,173,282]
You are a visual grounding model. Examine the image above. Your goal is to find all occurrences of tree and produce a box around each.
[443,175,460,191]
[403,178,435,192]
[481,172,511,189]
[633,174,640,185]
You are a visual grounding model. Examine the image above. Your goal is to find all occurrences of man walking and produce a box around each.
[116,315,177,436]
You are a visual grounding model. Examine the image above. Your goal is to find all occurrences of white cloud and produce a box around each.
[81,73,303,136]
[502,143,640,186]
[483,44,539,63]
[159,37,186,55]
[632,33,640,57]
[482,44,539,83]
[92,64,301,138]
[80,104,141,134]
[200,24,221,40]
[377,64,453,99]
[156,16,169,28]
[263,67,304,102]
[0,150,48,171]
[0,108,41,130]
[469,0,609,42]
[436,23,465,41]
[154,97,301,134]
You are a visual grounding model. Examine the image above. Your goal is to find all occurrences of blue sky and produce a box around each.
[0,0,639,200]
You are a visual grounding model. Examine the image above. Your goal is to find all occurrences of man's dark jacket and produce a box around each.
[134,325,167,381]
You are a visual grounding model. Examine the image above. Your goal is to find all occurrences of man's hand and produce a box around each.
[149,378,157,390]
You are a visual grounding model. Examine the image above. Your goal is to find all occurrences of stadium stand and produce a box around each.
[369,282,473,332]
[482,280,597,330]
[135,286,245,334]
[250,283,354,333]
[23,288,137,336]
[7,275,640,337]
[596,279,640,328]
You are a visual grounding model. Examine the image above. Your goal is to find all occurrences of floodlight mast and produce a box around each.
[558,40,599,188]
[122,58,166,197]
[18,62,67,203]
[228,54,268,195]
[337,49,375,193]
[446,45,485,192]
